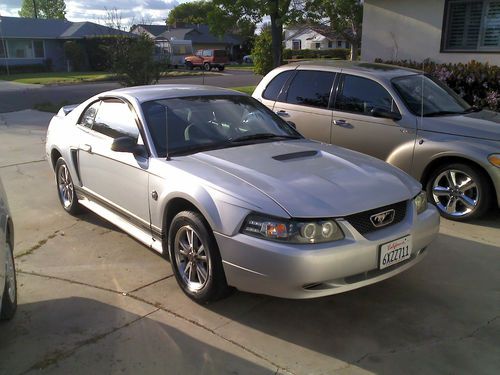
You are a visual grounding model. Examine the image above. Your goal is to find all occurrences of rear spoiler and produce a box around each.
[57,104,79,117]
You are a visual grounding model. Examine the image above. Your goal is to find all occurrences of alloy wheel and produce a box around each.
[431,169,479,217]
[174,225,210,292]
[57,164,74,209]
[5,246,16,303]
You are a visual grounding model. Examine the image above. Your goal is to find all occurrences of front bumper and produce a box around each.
[215,202,440,299]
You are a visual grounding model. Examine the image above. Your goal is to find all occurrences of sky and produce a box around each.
[0,0,189,26]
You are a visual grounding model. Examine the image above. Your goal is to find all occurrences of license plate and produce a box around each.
[379,235,412,270]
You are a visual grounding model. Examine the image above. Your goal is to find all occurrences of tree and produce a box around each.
[252,26,274,75]
[19,0,67,19]
[167,1,216,26]
[306,0,363,60]
[208,1,301,69]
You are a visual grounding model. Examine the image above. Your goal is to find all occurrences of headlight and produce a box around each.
[488,154,500,168]
[241,214,344,244]
[413,191,427,215]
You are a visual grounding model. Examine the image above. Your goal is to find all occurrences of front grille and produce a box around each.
[344,200,407,235]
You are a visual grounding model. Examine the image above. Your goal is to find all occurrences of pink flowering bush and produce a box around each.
[375,59,500,112]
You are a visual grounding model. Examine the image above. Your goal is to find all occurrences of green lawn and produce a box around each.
[226,65,255,71]
[0,72,116,85]
[229,86,256,95]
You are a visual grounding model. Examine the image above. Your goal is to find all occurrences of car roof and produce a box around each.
[101,84,246,103]
[289,60,422,79]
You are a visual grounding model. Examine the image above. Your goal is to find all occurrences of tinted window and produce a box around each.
[335,75,398,115]
[93,100,139,139]
[286,71,335,109]
[263,71,294,101]
[214,50,227,57]
[79,101,101,128]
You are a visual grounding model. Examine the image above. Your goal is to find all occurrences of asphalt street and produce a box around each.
[0,108,499,373]
[0,70,262,113]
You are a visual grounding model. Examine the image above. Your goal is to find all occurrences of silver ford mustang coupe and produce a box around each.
[46,85,439,303]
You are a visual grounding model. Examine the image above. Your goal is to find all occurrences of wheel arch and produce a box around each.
[50,148,63,171]
[420,155,494,193]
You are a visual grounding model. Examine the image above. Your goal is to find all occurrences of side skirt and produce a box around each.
[76,189,164,254]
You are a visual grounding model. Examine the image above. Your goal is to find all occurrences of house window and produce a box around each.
[328,41,333,48]
[0,41,6,58]
[315,42,321,49]
[337,40,343,48]
[346,41,350,49]
[443,0,500,51]
[5,39,45,58]
[292,40,301,50]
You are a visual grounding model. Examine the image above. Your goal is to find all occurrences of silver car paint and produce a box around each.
[253,62,500,207]
[0,177,13,311]
[46,85,439,299]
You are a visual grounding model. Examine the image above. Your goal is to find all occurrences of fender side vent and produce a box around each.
[272,150,318,161]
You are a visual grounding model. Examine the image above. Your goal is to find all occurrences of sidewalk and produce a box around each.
[0,80,43,92]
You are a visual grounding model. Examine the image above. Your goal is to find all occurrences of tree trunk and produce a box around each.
[350,39,359,61]
[270,10,283,68]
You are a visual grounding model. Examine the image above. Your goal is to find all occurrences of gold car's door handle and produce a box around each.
[276,110,289,117]
[333,119,350,126]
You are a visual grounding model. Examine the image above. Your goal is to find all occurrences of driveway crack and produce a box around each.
[22,308,159,373]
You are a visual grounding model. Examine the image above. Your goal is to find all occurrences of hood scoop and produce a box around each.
[272,150,318,161]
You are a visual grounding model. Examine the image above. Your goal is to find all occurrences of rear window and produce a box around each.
[263,70,294,101]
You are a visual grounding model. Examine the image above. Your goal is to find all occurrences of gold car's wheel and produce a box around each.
[427,163,491,221]
[1,243,17,320]
[168,211,231,303]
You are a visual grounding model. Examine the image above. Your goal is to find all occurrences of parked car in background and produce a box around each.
[253,61,500,221]
[185,49,228,71]
[45,85,439,303]
[0,177,17,320]
[242,55,253,64]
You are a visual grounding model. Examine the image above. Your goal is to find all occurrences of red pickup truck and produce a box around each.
[184,49,228,71]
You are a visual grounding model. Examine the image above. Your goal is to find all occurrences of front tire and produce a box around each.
[55,158,81,215]
[1,243,17,320]
[168,211,230,303]
[185,62,193,70]
[203,62,211,71]
[426,163,491,221]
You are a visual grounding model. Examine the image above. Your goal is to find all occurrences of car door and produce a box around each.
[77,99,151,229]
[273,69,336,142]
[331,74,416,172]
[0,181,7,295]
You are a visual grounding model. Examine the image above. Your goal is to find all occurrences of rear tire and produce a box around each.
[426,163,491,221]
[217,66,225,72]
[55,158,81,215]
[168,211,231,304]
[1,243,17,320]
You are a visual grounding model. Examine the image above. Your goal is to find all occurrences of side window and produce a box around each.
[286,70,336,109]
[93,100,140,139]
[196,50,203,56]
[202,50,212,57]
[78,101,101,129]
[263,70,294,101]
[335,75,398,115]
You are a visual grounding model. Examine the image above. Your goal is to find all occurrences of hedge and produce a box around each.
[0,60,52,74]
[283,48,350,60]
[375,59,500,112]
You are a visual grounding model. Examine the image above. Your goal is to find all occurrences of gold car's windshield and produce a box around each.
[392,74,472,117]
[141,95,301,157]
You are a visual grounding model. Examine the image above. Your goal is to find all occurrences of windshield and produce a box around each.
[392,74,471,117]
[141,95,301,157]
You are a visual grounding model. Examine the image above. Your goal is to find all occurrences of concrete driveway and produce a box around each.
[0,110,499,375]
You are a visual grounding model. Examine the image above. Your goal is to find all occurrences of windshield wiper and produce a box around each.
[424,110,464,117]
[229,133,301,143]
[462,106,481,113]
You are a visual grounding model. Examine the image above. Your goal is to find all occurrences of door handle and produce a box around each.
[80,144,92,153]
[276,110,289,117]
[333,119,350,126]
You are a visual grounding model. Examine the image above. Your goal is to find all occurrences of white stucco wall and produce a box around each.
[361,0,500,65]
[284,29,347,50]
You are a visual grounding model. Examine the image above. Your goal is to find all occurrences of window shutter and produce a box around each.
[482,1,500,47]
[446,1,483,49]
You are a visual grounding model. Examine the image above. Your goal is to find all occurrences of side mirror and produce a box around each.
[111,136,143,154]
[371,108,402,121]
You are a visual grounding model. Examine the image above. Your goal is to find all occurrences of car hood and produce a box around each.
[189,140,420,218]
[420,110,500,141]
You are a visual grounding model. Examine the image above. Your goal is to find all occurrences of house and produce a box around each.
[0,16,132,71]
[131,23,242,59]
[284,26,350,50]
[361,0,500,65]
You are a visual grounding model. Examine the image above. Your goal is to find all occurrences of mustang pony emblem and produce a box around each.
[370,209,396,227]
